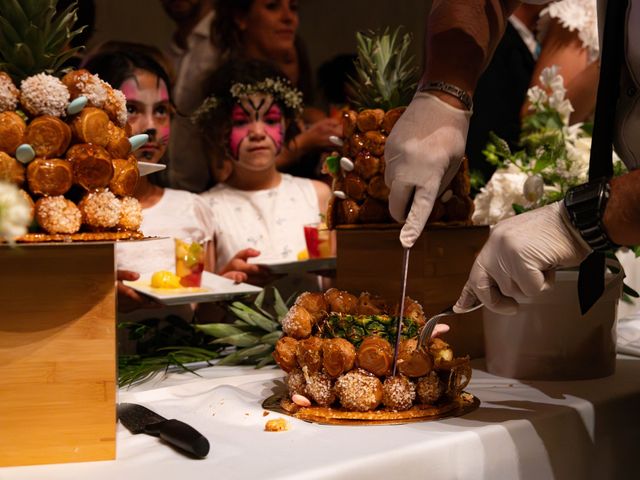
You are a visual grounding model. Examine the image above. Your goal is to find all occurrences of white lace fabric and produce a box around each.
[537,0,599,63]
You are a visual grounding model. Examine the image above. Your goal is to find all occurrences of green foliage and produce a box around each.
[196,288,291,367]
[348,27,418,110]
[116,288,295,387]
[0,0,84,81]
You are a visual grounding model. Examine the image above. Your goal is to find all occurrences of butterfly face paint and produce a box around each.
[229,93,285,172]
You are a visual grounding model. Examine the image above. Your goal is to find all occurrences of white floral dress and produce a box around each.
[537,0,599,63]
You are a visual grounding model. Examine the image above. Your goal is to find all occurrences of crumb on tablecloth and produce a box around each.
[263,411,270,417]
[265,418,289,432]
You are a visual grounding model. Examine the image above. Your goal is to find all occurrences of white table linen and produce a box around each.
[2,359,640,480]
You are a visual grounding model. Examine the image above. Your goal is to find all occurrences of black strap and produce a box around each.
[578,0,628,314]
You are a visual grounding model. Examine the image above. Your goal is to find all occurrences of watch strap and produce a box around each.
[564,178,617,252]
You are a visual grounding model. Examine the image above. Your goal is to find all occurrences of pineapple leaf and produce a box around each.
[194,323,246,338]
[0,16,22,46]
[260,331,283,346]
[1,0,29,28]
[211,332,260,348]
[349,27,418,110]
[229,303,278,332]
[216,344,272,366]
[273,288,289,320]
[256,354,275,368]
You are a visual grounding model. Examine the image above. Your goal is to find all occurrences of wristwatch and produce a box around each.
[563,178,618,251]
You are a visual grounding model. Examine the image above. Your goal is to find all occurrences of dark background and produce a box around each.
[88,0,430,77]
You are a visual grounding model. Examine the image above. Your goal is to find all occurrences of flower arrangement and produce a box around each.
[0,180,32,242]
[473,66,625,225]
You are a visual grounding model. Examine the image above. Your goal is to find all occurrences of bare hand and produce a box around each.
[116,269,162,313]
[298,118,343,152]
[219,248,281,286]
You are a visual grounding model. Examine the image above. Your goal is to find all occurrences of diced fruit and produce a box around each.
[180,272,203,287]
[151,271,181,289]
[318,242,332,257]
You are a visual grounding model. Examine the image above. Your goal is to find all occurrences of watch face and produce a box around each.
[567,182,604,205]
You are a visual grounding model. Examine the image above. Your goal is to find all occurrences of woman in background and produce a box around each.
[211,0,341,179]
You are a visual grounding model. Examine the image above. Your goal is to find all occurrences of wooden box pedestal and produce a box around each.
[336,225,489,358]
[0,243,116,467]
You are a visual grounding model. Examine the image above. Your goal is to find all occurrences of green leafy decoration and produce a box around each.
[117,288,294,386]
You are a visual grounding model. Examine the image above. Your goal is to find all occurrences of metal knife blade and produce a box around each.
[391,246,411,376]
[117,403,210,458]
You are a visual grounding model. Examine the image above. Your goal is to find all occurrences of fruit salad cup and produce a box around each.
[175,238,205,287]
[304,223,333,258]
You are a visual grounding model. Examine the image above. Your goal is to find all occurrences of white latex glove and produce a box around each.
[455,202,592,314]
[384,92,471,248]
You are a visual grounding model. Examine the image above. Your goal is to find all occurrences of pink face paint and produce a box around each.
[230,105,251,159]
[228,94,285,168]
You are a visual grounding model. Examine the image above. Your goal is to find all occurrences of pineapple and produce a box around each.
[326,27,474,227]
[320,313,420,347]
[0,0,83,82]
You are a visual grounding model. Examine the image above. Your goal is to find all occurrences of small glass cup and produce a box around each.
[174,238,205,287]
[304,223,332,258]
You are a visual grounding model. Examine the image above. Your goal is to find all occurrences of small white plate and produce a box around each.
[247,256,337,274]
[124,271,262,306]
[138,162,167,176]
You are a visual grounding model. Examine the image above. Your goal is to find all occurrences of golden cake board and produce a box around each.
[0,243,116,466]
[336,224,490,358]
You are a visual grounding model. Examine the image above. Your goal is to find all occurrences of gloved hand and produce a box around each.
[384,92,471,248]
[455,202,592,314]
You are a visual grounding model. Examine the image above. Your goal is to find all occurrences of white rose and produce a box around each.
[0,181,32,241]
[472,165,530,225]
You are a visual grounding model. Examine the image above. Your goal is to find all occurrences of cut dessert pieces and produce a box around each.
[273,289,472,415]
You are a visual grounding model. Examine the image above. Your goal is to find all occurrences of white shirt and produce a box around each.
[116,188,214,275]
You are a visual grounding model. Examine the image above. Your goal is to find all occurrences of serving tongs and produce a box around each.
[417,302,484,352]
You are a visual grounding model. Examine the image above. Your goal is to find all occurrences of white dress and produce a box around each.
[537,0,599,63]
[200,174,322,296]
[116,188,214,327]
[116,188,213,275]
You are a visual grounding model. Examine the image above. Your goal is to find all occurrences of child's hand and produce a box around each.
[116,269,161,313]
[222,270,248,283]
[220,248,283,286]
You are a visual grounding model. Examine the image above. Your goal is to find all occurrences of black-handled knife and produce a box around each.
[117,403,210,458]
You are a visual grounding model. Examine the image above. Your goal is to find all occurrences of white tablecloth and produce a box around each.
[2,359,640,480]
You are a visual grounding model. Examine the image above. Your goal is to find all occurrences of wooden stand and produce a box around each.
[336,224,489,358]
[0,243,116,467]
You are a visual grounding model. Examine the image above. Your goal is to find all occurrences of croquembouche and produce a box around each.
[325,28,474,228]
[0,0,143,242]
[273,289,472,418]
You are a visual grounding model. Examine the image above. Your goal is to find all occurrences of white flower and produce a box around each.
[0,181,32,241]
[539,65,560,88]
[472,164,530,225]
[548,96,574,123]
[527,86,548,110]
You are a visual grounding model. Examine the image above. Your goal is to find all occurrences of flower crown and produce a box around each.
[192,76,303,125]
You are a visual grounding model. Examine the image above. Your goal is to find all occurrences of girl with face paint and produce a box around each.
[84,43,246,320]
[198,60,332,295]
